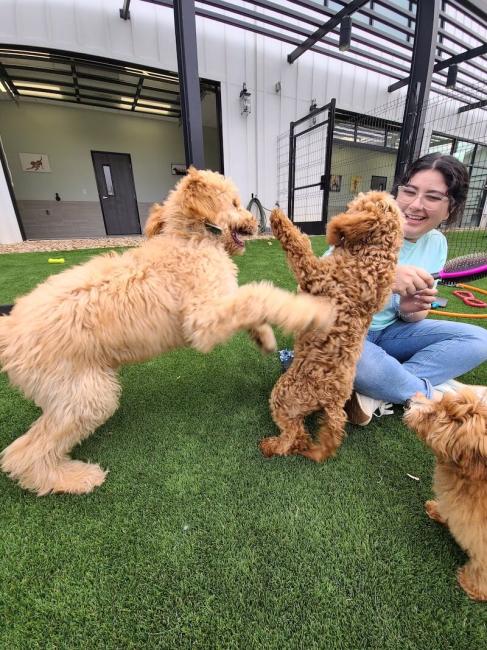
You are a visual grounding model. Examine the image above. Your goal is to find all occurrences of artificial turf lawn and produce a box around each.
[0,240,486,649]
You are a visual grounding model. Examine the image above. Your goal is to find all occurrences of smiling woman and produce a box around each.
[342,153,487,426]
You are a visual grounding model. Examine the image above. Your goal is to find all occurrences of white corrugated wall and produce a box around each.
[1,0,482,242]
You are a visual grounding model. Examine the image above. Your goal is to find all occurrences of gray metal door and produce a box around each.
[288,99,336,235]
[92,151,141,235]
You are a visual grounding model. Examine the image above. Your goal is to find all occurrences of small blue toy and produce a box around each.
[278,348,294,372]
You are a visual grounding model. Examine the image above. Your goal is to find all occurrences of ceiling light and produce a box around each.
[124,67,149,76]
[6,49,51,59]
[135,106,171,116]
[25,51,51,58]
[15,81,62,91]
[18,90,67,100]
[0,81,7,93]
[151,73,178,82]
[137,99,173,110]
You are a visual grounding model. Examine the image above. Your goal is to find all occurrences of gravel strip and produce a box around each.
[0,237,144,254]
[0,233,273,255]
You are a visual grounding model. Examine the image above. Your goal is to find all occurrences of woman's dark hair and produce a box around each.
[392,153,469,226]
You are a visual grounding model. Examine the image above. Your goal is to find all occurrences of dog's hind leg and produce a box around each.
[260,375,313,457]
[260,415,311,458]
[1,368,120,495]
[457,559,487,601]
[300,407,347,463]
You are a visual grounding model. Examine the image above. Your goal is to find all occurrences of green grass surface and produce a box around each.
[1,240,486,649]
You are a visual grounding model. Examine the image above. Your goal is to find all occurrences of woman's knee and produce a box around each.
[465,324,487,361]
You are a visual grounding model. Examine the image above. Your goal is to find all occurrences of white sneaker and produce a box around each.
[345,391,394,426]
[434,379,487,399]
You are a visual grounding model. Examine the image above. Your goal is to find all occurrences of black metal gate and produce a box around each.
[288,99,336,234]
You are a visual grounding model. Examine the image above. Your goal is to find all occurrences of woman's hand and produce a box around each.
[398,288,438,322]
[392,265,435,296]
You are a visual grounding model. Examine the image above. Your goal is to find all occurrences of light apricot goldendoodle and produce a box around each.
[404,389,487,601]
[0,168,335,496]
[260,192,403,462]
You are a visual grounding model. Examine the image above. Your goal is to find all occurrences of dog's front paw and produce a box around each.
[425,500,447,525]
[270,208,289,238]
[293,294,335,334]
[250,324,277,354]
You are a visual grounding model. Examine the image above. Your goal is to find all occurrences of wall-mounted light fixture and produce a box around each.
[339,16,352,52]
[14,81,62,92]
[446,64,458,89]
[309,98,317,125]
[239,83,251,116]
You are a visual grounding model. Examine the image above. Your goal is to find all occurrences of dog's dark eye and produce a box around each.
[232,199,239,208]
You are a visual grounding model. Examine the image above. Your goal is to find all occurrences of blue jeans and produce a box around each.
[355,319,487,403]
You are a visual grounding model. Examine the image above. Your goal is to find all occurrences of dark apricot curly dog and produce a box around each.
[260,192,403,462]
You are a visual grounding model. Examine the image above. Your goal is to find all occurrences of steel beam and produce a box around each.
[389,41,487,92]
[173,0,205,168]
[458,98,487,114]
[394,0,440,183]
[287,0,369,64]
[141,1,487,103]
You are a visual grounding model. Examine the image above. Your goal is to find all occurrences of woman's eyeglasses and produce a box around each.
[397,185,449,211]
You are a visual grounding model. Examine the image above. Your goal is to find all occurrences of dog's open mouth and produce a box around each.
[231,229,246,248]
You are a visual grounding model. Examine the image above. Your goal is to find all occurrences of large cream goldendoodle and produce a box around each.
[0,168,335,495]
[404,389,487,601]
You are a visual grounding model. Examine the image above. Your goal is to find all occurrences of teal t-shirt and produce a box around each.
[322,229,448,331]
[370,229,448,330]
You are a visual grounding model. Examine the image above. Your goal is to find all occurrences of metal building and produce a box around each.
[0,0,486,250]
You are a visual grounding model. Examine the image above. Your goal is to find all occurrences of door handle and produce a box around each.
[102,196,108,199]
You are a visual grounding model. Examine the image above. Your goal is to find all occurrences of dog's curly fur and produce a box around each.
[404,389,487,601]
[0,167,335,496]
[260,192,403,462]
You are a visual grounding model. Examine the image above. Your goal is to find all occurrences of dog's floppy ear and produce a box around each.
[144,203,166,237]
[433,392,487,479]
[326,210,375,246]
[179,167,219,223]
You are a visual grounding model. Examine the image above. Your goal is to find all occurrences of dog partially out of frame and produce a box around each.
[260,192,403,462]
[404,389,487,601]
[0,167,335,496]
